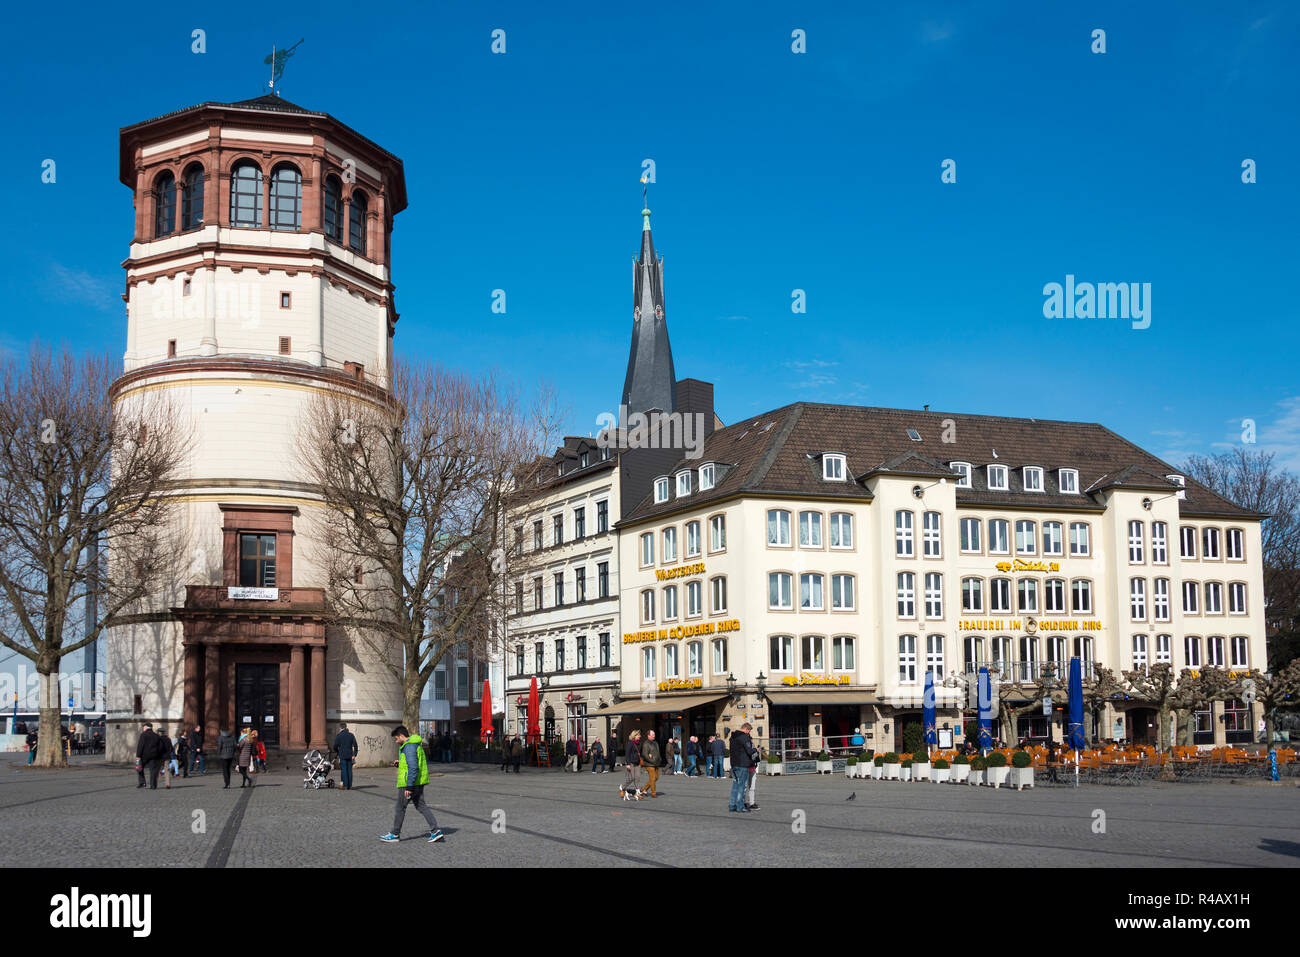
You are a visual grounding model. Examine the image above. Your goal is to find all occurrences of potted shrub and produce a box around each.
[816,750,833,774]
[883,752,900,780]
[857,750,873,778]
[766,753,783,776]
[872,754,885,779]
[951,753,970,783]
[931,757,951,784]
[911,751,931,782]
[845,755,858,778]
[900,757,913,782]
[968,756,986,786]
[985,751,1009,788]
[1009,750,1035,790]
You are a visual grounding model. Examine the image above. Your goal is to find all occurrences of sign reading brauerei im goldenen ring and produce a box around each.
[622,619,741,643]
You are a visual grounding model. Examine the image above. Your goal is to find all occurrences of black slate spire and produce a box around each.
[620,204,677,421]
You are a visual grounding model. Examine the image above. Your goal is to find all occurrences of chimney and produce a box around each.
[675,378,716,439]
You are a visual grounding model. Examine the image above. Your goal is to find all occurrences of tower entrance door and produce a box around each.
[235,663,281,748]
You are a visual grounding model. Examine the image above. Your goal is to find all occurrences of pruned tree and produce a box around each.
[0,345,190,766]
[1243,661,1300,751]
[1169,667,1239,747]
[297,360,557,732]
[1121,664,1179,750]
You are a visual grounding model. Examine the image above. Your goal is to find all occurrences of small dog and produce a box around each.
[618,786,644,802]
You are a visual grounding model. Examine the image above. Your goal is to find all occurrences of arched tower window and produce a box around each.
[154,172,176,238]
[181,164,205,231]
[323,175,343,243]
[230,162,263,227]
[348,189,368,255]
[269,163,302,231]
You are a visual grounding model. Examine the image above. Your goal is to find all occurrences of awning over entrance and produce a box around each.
[593,693,728,716]
[766,690,878,706]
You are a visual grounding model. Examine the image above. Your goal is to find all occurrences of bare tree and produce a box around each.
[1122,664,1180,751]
[0,345,190,766]
[1247,660,1300,750]
[297,361,557,732]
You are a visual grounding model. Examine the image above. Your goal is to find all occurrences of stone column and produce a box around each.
[183,644,201,734]
[309,645,326,749]
[204,644,221,744]
[288,645,306,748]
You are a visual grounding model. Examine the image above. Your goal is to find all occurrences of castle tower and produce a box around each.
[105,95,407,763]
[620,205,677,420]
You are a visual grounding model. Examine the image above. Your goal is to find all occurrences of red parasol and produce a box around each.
[480,679,493,741]
[527,676,541,743]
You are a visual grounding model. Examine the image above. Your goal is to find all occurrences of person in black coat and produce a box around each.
[135,724,163,789]
[188,725,205,775]
[333,723,359,790]
[216,729,237,788]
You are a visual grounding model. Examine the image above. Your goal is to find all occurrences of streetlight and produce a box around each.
[726,672,738,703]
[755,672,767,698]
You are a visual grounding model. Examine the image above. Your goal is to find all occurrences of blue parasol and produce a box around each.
[1067,657,1086,750]
[923,670,937,750]
[977,667,994,750]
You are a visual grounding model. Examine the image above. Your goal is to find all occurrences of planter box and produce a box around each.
[1009,767,1035,790]
[766,762,783,776]
[884,763,900,780]
[845,763,858,778]
[951,764,970,783]
[931,767,951,784]
[986,766,1009,789]
[912,762,931,782]
[816,759,833,775]
[858,763,872,778]
[967,769,984,786]
[901,767,913,782]
[871,764,883,779]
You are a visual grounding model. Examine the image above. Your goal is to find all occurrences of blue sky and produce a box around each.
[2,0,1298,484]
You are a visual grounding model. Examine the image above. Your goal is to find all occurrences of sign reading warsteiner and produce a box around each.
[655,562,706,581]
[623,619,741,643]
[958,618,1103,631]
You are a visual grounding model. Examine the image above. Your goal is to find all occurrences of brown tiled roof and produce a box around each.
[619,403,1267,525]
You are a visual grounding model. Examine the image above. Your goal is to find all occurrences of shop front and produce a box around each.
[764,689,878,757]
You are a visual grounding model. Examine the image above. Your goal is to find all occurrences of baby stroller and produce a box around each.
[302,749,336,789]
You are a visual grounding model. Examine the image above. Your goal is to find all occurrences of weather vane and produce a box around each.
[265,38,305,94]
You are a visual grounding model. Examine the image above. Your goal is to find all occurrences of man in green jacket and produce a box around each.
[380,727,444,843]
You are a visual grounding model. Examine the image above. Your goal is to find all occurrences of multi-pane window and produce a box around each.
[514,581,524,615]
[1072,579,1093,614]
[952,462,972,488]
[1153,578,1170,621]
[348,191,367,254]
[1184,636,1202,668]
[832,635,855,670]
[709,515,726,551]
[897,572,916,618]
[1128,521,1144,564]
[654,478,669,503]
[1182,581,1199,614]
[898,634,918,683]
[1059,468,1079,493]
[988,519,1009,554]
[832,574,855,610]
[1230,636,1248,668]
[1152,522,1168,564]
[663,585,678,620]
[926,634,945,678]
[830,512,853,548]
[925,573,943,618]
[767,509,792,546]
[987,464,1008,490]
[1069,523,1090,556]
[990,577,1011,613]
[533,578,543,610]
[641,589,655,623]
[1155,633,1171,664]
[553,572,564,606]
[688,641,703,677]
[642,647,656,680]
[960,518,982,553]
[961,577,983,613]
[664,644,679,677]
[1042,522,1063,556]
[686,580,702,617]
[800,573,825,610]
[662,527,677,563]
[711,576,727,613]
[923,511,941,557]
[1132,634,1148,672]
[1044,578,1065,613]
[577,636,587,670]
[801,635,825,671]
[556,639,566,672]
[1206,636,1225,668]
[963,636,984,672]
[553,513,564,546]
[181,165,204,230]
[895,510,914,557]
[1023,466,1043,492]
[238,533,277,587]
[597,500,609,533]
[1130,577,1146,620]
[1203,527,1221,560]
[597,562,609,599]
[770,635,793,671]
[230,162,262,227]
[800,511,823,548]
[768,572,793,609]
[991,636,1012,672]
[712,638,728,674]
[574,507,586,539]
[1229,582,1246,614]
[822,454,846,480]
[1017,578,1038,613]
[535,642,545,674]
[686,521,701,557]
[1204,582,1223,614]
[269,164,302,230]
[323,176,343,242]
[515,645,525,676]
[1015,520,1036,555]
[533,520,543,551]
[1180,526,1197,559]
[676,471,692,497]
[599,633,611,667]
[1226,528,1244,561]
[575,567,586,602]
[640,533,654,566]
[1018,636,1039,680]
[699,463,715,490]
[155,173,177,237]
[1045,635,1067,671]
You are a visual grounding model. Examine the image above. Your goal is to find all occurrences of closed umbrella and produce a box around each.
[922,670,937,755]
[480,679,493,742]
[527,676,540,744]
[1067,658,1086,750]
[977,667,994,751]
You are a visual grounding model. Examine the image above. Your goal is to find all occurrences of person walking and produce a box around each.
[188,725,205,775]
[499,735,512,772]
[607,731,619,772]
[439,732,452,765]
[158,728,175,789]
[685,735,699,777]
[589,738,606,773]
[509,734,524,773]
[236,728,256,788]
[620,730,643,799]
[744,741,761,811]
[665,735,679,775]
[641,730,662,797]
[135,723,163,789]
[254,733,267,773]
[334,722,358,790]
[25,726,37,765]
[565,736,579,772]
[217,728,236,788]
[381,726,444,843]
[708,733,726,778]
[728,724,756,812]
[173,730,189,779]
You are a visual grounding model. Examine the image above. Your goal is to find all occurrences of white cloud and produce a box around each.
[44,263,117,311]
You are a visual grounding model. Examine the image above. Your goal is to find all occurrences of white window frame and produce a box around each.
[990,577,1012,614]
[1152,522,1168,564]
[1229,635,1248,668]
[1071,579,1093,615]
[1042,521,1063,556]
[1017,578,1038,614]
[642,646,657,680]
[1154,633,1172,664]
[960,517,982,554]
[800,573,825,610]
[662,526,677,563]
[1015,520,1036,555]
[895,510,915,557]
[698,463,715,491]
[712,638,728,675]
[801,634,826,672]
[687,641,703,677]
[770,635,793,672]
[654,477,669,503]
[987,464,1009,490]
[1204,581,1223,615]
[822,453,846,481]
[925,572,943,619]
[961,577,983,613]
[1130,577,1146,621]
[639,532,654,567]
[926,634,945,679]
[767,509,792,547]
[768,572,793,610]
[1206,636,1225,669]
[1203,527,1221,561]
[1226,528,1244,561]
[664,643,679,677]
[1058,468,1079,494]
[641,589,655,624]
[709,514,726,552]
[1228,581,1246,615]
[1182,580,1199,615]
[830,512,853,549]
[1154,577,1171,622]
[1069,522,1091,557]
[922,511,942,557]
[1044,578,1065,613]
[710,576,727,614]
[832,635,856,671]
[1132,634,1149,672]
[832,574,855,611]
[1023,466,1044,492]
[1184,636,1202,668]
[951,462,972,488]
[799,510,824,548]
[686,580,702,617]
[898,634,918,684]
[1180,526,1197,560]
[897,572,916,619]
[988,519,1010,555]
[685,520,701,558]
[676,470,692,497]
[1128,520,1144,564]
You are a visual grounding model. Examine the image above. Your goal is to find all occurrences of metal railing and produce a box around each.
[962,660,1097,682]
[758,735,863,762]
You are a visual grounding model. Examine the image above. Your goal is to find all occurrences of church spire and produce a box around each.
[621,199,676,421]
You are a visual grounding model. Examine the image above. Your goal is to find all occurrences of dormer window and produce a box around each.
[654,477,670,503]
[907,429,922,442]
[699,463,715,491]
[580,451,589,469]
[823,453,846,481]
[987,464,1009,491]
[1166,474,1186,500]
[1059,468,1079,494]
[951,462,972,489]
[676,471,692,497]
[1023,466,1044,492]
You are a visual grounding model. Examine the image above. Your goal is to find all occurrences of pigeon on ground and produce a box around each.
[846,792,856,801]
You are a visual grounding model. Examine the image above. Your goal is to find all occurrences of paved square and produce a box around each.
[2,757,1297,867]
